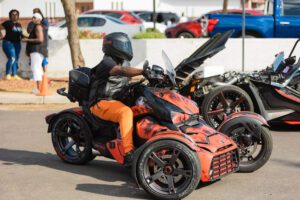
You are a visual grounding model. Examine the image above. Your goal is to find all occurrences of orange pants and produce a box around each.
[90,100,134,154]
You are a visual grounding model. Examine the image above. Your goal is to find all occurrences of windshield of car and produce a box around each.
[105,16,126,24]
[272,52,285,72]
[162,50,177,87]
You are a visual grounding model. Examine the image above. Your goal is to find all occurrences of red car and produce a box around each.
[84,10,142,24]
[165,9,263,38]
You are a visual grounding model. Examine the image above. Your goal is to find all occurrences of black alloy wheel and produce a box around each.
[137,140,200,200]
[51,113,95,164]
[221,124,273,173]
[201,85,254,128]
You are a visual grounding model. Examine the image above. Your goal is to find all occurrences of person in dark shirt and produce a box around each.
[22,13,46,94]
[89,32,144,166]
[0,9,23,80]
[27,8,49,72]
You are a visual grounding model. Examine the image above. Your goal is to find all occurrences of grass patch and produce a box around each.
[133,28,166,39]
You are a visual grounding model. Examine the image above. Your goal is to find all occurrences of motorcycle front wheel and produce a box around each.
[137,140,201,200]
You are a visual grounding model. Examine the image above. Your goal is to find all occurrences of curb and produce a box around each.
[0,92,70,104]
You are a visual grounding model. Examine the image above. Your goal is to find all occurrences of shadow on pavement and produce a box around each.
[270,158,300,169]
[0,148,148,199]
[270,123,300,132]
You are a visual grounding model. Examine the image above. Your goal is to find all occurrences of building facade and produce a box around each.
[94,0,243,17]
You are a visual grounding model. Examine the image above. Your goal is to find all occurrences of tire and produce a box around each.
[51,113,94,165]
[137,140,200,200]
[177,32,194,38]
[201,85,254,128]
[222,125,273,173]
[289,74,300,92]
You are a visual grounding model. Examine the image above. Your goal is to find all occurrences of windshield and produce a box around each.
[162,50,177,87]
[272,52,284,72]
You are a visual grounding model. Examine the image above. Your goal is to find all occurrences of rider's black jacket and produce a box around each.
[89,55,130,104]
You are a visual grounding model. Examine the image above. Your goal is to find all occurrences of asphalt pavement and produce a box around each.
[0,110,299,200]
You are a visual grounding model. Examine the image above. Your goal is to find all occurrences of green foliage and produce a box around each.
[133,28,165,39]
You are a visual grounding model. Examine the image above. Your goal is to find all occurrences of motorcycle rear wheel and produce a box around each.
[201,85,254,128]
[51,113,95,165]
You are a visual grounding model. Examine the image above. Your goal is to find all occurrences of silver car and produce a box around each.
[48,14,144,40]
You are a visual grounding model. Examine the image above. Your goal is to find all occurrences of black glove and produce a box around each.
[142,69,151,79]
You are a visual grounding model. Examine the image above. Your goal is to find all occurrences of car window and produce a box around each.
[78,17,94,27]
[93,18,106,26]
[106,16,125,24]
[139,13,152,21]
[283,0,300,16]
[103,12,123,19]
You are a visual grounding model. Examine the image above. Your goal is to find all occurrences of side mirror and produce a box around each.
[143,60,150,71]
[285,56,296,66]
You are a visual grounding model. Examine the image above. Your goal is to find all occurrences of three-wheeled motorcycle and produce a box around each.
[45,51,272,200]
[175,30,300,128]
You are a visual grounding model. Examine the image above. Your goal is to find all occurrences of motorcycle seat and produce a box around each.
[82,106,118,127]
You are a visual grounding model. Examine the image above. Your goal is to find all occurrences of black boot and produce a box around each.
[124,151,134,167]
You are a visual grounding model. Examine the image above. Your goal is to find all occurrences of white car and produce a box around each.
[48,14,144,40]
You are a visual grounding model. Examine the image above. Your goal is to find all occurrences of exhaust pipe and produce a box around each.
[213,77,238,86]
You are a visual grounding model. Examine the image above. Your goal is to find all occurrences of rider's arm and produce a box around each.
[0,24,4,40]
[110,65,143,77]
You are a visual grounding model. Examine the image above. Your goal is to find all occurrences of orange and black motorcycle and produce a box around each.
[45,51,272,199]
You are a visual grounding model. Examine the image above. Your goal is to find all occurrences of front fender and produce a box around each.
[217,111,269,139]
[131,132,199,188]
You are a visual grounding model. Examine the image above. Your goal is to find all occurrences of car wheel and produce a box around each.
[177,32,194,38]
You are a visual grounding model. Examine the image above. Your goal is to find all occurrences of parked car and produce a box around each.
[165,9,262,38]
[84,10,142,24]
[48,14,143,40]
[133,11,179,33]
[202,0,300,38]
[134,11,180,24]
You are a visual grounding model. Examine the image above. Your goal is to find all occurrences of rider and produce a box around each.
[89,32,144,166]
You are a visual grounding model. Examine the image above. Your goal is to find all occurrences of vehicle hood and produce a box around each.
[175,30,233,85]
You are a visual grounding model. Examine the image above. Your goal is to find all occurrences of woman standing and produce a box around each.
[23,13,47,93]
[0,9,23,80]
[27,8,49,72]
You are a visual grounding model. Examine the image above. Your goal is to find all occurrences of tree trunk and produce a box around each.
[223,0,229,14]
[61,0,85,68]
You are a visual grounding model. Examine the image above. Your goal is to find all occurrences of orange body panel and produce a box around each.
[275,89,300,103]
[152,89,199,114]
[136,117,171,140]
[106,139,125,164]
[131,105,151,117]
[284,120,300,125]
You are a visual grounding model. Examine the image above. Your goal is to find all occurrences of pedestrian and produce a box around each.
[22,13,47,94]
[0,9,23,80]
[27,8,49,73]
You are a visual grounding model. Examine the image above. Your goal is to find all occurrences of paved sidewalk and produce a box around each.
[0,92,70,104]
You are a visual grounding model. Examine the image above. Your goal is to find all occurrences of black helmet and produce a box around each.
[102,32,133,61]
